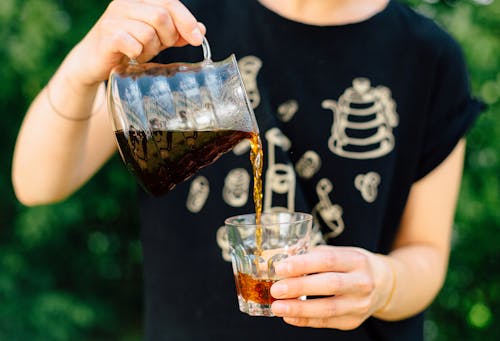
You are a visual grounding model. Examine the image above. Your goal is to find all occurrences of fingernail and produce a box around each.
[197,22,206,33]
[271,301,289,316]
[191,28,203,45]
[271,282,287,298]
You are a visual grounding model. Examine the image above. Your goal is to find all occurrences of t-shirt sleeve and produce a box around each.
[414,34,485,181]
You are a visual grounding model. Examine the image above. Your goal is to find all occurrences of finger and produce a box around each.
[271,272,367,299]
[283,316,362,330]
[173,22,206,47]
[103,20,143,59]
[197,22,207,35]
[144,0,203,45]
[273,298,336,318]
[120,1,180,48]
[121,19,162,62]
[272,296,362,319]
[274,246,364,277]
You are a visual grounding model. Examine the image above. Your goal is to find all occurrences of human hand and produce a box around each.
[270,245,394,330]
[68,0,206,86]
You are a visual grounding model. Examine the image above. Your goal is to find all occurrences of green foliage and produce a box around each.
[1,1,142,340]
[0,0,498,340]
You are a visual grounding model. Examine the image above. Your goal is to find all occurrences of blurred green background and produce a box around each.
[0,0,498,340]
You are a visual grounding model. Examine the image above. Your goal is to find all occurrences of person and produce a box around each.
[12,0,484,340]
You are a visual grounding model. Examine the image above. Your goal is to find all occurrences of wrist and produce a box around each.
[65,48,98,88]
[60,40,109,89]
[47,58,102,121]
[373,254,397,317]
[54,47,103,99]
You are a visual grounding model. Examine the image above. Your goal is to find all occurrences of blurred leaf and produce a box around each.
[467,302,493,329]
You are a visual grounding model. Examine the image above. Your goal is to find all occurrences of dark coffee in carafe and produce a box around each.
[115,129,261,196]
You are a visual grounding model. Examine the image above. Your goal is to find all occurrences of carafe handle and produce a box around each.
[201,36,212,62]
[129,37,212,65]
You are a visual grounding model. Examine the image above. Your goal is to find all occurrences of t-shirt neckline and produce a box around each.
[254,0,393,30]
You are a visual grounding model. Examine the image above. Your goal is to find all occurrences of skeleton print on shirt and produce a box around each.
[322,78,398,160]
[295,150,322,180]
[232,139,251,156]
[223,168,251,207]
[264,128,296,213]
[238,56,262,109]
[355,172,381,203]
[216,225,231,262]
[277,100,299,122]
[186,176,210,213]
[312,178,345,240]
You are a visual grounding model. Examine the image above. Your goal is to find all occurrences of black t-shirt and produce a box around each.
[138,1,483,340]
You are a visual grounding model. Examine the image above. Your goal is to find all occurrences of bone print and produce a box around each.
[238,56,262,109]
[186,176,210,213]
[264,128,296,213]
[295,150,322,179]
[223,168,250,207]
[312,178,345,240]
[277,100,299,122]
[216,226,231,262]
[355,172,381,203]
[232,139,251,156]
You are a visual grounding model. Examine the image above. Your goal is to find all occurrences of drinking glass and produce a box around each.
[225,212,313,316]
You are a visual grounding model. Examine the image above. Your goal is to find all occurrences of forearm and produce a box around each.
[12,49,103,205]
[374,243,448,321]
[374,141,465,321]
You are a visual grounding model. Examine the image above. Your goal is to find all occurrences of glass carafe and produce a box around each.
[107,38,259,196]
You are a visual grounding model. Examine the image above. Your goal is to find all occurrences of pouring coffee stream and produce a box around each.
[107,37,263,225]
